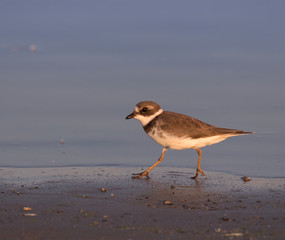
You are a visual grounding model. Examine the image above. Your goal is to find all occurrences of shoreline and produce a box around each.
[1,164,284,179]
[1,166,285,239]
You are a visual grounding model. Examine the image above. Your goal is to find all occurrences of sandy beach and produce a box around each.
[0,166,284,240]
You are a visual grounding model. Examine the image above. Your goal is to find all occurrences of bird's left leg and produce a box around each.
[132,147,168,179]
[191,148,206,180]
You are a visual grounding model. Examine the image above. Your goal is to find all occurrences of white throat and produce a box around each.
[134,108,163,126]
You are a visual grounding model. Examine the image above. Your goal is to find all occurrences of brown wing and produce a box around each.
[153,111,252,138]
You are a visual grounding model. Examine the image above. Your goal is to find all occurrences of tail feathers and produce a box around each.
[230,130,255,136]
[217,128,255,136]
[235,130,255,135]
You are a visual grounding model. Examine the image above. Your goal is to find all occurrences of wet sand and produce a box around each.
[0,166,284,240]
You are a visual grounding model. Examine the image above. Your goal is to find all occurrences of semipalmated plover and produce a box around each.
[126,101,253,179]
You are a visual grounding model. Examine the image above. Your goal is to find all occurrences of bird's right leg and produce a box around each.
[132,147,168,179]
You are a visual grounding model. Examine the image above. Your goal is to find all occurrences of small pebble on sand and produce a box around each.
[241,176,252,182]
[23,207,32,211]
[163,200,173,205]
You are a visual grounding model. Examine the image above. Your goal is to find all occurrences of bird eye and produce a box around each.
[141,107,148,113]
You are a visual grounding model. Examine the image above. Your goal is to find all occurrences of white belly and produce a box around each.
[148,131,232,150]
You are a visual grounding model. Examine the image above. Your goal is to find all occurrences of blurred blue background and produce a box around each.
[0,0,284,177]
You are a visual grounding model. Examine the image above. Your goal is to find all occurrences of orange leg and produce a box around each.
[191,148,206,180]
[132,147,168,179]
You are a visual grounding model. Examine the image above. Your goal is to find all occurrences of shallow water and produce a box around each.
[0,1,284,177]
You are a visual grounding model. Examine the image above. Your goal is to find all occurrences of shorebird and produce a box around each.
[126,101,253,179]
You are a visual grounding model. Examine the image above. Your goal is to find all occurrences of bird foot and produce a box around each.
[191,168,206,180]
[132,171,149,179]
